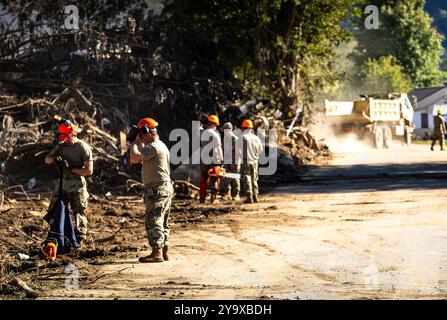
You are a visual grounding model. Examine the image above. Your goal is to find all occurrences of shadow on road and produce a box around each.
[303,162,447,179]
[271,162,447,194]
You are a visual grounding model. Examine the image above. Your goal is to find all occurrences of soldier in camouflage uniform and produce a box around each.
[431,109,446,151]
[45,119,93,244]
[220,122,240,200]
[130,117,173,263]
[238,120,263,204]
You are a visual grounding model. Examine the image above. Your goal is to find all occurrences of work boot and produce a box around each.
[221,190,231,200]
[232,195,240,201]
[139,248,164,263]
[162,246,169,261]
[244,195,253,204]
[431,146,434,151]
[253,193,258,203]
[210,194,219,204]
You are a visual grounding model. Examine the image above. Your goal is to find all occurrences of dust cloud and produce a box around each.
[310,119,372,153]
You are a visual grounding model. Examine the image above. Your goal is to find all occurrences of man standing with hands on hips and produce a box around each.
[130,117,173,263]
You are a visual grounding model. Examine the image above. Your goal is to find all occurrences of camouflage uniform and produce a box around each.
[238,130,262,200]
[137,138,172,250]
[221,164,240,198]
[50,174,89,240]
[47,140,92,241]
[144,182,174,249]
[431,114,446,150]
[240,162,259,197]
[221,131,240,198]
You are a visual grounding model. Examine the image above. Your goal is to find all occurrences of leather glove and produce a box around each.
[55,156,71,171]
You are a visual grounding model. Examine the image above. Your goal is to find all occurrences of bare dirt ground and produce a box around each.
[36,143,447,300]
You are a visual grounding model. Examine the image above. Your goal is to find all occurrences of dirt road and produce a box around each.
[43,144,447,299]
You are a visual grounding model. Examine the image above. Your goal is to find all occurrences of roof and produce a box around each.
[408,87,445,103]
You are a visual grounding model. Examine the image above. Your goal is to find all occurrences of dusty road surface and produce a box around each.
[44,144,447,299]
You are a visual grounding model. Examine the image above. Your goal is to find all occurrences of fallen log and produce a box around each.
[86,122,117,146]
[173,180,199,191]
[0,142,51,160]
[9,277,39,299]
[0,98,54,112]
[91,145,119,162]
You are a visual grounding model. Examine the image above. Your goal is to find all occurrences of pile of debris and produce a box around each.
[0,89,126,197]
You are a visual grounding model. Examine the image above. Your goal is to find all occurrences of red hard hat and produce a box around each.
[137,117,159,129]
[58,119,77,141]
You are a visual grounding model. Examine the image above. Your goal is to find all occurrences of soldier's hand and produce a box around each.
[55,156,70,171]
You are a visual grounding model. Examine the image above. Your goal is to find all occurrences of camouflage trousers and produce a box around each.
[144,182,174,249]
[220,164,240,197]
[50,176,89,241]
[431,133,445,150]
[240,163,259,196]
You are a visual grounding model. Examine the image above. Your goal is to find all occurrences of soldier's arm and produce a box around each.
[44,146,59,165]
[130,142,144,163]
[131,143,156,163]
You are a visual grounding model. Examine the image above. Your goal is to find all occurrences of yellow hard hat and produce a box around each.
[241,119,253,129]
[208,115,220,126]
[437,108,443,115]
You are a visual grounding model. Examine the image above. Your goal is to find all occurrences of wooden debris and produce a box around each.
[9,277,39,299]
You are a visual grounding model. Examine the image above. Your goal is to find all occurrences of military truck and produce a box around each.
[324,93,414,148]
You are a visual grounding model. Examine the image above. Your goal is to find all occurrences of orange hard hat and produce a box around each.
[208,115,220,126]
[137,117,159,129]
[241,119,253,129]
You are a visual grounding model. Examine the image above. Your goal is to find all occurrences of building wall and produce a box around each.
[414,108,433,138]
[414,100,447,138]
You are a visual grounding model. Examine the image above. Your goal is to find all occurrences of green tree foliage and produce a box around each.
[163,0,356,116]
[425,0,447,47]
[355,0,444,88]
[360,56,412,93]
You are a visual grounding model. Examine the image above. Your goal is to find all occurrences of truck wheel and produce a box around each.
[383,126,392,148]
[374,127,384,149]
[404,126,411,145]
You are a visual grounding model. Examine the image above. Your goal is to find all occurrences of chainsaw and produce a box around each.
[207,166,241,180]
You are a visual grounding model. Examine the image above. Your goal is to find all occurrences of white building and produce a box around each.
[408,86,447,138]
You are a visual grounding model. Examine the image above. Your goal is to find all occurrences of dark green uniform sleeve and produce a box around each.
[80,143,93,163]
